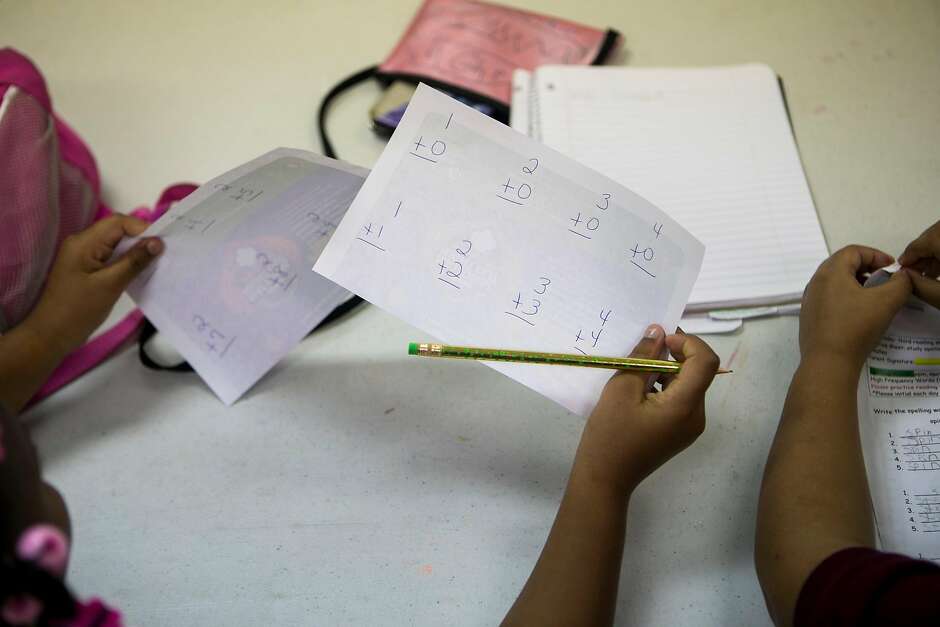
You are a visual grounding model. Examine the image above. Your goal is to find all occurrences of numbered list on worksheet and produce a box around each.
[861,297,940,562]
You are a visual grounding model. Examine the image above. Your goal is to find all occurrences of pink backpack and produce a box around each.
[0,47,196,406]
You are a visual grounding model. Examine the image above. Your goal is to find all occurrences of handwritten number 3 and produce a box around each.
[596,193,611,210]
[523,298,541,316]
[534,277,551,294]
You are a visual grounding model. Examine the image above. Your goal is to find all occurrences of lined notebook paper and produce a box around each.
[511,64,829,310]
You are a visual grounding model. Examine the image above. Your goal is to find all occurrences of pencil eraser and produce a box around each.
[408,342,418,355]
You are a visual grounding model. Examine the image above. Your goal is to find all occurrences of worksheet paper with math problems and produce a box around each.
[122,149,366,404]
[315,85,704,416]
[859,283,940,563]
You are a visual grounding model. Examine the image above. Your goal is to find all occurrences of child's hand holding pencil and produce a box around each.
[578,325,720,492]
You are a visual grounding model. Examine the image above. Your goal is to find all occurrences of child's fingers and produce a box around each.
[869,268,913,309]
[77,215,151,250]
[96,237,164,292]
[828,245,895,277]
[906,269,940,309]
[898,223,940,268]
[660,333,720,408]
[605,324,666,401]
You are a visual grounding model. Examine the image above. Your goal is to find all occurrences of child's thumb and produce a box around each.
[605,324,666,401]
[871,269,913,310]
[100,237,163,291]
[906,268,940,309]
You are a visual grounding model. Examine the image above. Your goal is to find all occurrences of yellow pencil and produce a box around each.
[408,342,732,374]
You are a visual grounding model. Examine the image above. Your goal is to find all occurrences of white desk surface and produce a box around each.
[3,1,939,624]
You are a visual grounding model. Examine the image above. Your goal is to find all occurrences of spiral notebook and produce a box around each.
[511,64,829,313]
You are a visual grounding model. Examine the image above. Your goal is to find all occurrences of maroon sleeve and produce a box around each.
[795,547,940,627]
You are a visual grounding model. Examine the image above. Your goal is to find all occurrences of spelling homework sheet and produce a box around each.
[859,285,940,562]
[315,85,704,416]
[123,149,366,404]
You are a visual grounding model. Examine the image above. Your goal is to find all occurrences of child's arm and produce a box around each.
[899,220,940,307]
[0,215,162,413]
[502,326,719,627]
[755,246,912,627]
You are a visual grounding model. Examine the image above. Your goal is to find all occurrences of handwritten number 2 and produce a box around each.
[522,158,539,175]
[456,240,472,256]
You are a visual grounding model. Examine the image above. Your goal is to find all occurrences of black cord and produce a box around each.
[316,65,378,159]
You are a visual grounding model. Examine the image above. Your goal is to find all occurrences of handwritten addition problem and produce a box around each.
[315,84,704,416]
[356,201,402,252]
[235,248,298,304]
[169,214,217,234]
[192,315,236,358]
[437,239,473,290]
[307,212,339,239]
[506,277,552,327]
[213,182,264,203]
[574,308,613,355]
[568,192,610,240]
[498,157,538,206]
[630,222,664,278]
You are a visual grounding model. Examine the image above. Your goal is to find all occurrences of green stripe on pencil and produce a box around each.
[408,342,732,375]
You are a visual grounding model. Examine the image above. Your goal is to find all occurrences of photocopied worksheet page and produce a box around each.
[122,148,367,404]
[859,288,940,562]
[316,84,704,416]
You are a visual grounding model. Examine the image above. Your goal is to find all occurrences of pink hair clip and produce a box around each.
[16,524,70,578]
